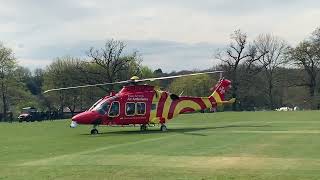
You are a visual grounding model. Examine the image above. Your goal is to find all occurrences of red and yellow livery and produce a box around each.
[71,78,234,134]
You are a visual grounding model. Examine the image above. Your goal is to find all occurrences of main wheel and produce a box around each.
[90,129,99,135]
[140,124,147,131]
[160,124,167,132]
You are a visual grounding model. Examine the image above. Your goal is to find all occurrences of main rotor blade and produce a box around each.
[135,71,224,82]
[43,80,130,94]
[43,71,223,94]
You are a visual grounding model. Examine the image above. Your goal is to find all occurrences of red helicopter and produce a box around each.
[44,71,235,134]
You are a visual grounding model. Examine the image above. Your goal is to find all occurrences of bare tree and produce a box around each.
[254,34,289,109]
[215,30,248,105]
[86,39,141,83]
[289,40,320,107]
[289,27,320,109]
[311,27,320,64]
[311,27,320,44]
[215,29,268,110]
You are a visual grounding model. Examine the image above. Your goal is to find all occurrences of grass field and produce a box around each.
[1,111,320,180]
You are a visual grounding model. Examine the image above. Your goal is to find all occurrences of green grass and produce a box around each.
[1,111,320,179]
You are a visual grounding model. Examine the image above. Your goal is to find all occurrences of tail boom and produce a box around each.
[151,79,235,122]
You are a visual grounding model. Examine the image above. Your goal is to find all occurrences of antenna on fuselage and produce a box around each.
[219,71,223,80]
[179,91,184,96]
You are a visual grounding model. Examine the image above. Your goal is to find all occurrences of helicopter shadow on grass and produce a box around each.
[81,124,272,137]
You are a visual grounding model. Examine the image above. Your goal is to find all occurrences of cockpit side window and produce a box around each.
[109,101,120,117]
[92,100,110,115]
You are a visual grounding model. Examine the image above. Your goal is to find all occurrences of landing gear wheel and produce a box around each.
[140,124,147,131]
[160,124,167,132]
[90,129,99,135]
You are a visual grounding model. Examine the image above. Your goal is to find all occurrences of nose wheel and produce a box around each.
[91,129,99,135]
[91,125,99,135]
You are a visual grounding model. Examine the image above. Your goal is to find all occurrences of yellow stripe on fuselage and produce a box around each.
[171,100,202,119]
[202,98,212,108]
[149,92,159,124]
[162,96,172,120]
[149,90,221,123]
[212,92,222,102]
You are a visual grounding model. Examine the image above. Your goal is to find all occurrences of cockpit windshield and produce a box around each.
[88,98,103,111]
[91,100,110,115]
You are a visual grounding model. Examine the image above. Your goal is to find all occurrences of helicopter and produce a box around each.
[44,71,235,134]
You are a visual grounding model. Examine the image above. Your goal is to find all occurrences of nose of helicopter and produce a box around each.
[70,120,78,128]
[71,111,101,127]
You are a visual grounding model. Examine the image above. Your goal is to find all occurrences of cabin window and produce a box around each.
[109,101,120,117]
[137,102,146,115]
[126,103,135,116]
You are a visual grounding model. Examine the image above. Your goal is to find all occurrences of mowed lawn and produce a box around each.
[1,111,320,180]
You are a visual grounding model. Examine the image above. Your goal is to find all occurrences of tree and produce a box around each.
[43,56,113,114]
[288,40,320,108]
[311,27,320,45]
[0,43,17,120]
[254,34,289,109]
[118,53,142,80]
[215,29,268,110]
[139,66,154,78]
[168,74,215,97]
[86,39,142,84]
[154,68,165,77]
[286,27,320,109]
[43,56,84,115]
[25,68,45,95]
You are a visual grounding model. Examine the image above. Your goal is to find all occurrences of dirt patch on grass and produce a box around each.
[20,154,320,171]
[229,130,320,134]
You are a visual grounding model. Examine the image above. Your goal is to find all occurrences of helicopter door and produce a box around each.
[124,102,147,124]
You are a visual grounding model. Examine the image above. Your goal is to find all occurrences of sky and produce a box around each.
[1,0,320,72]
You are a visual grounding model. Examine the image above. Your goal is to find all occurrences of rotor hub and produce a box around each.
[130,76,140,81]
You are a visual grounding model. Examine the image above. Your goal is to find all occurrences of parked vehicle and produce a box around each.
[18,107,37,122]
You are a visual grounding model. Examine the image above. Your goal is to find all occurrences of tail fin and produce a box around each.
[210,79,235,104]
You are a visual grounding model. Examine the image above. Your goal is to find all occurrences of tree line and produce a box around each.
[215,28,320,110]
[1,27,320,121]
